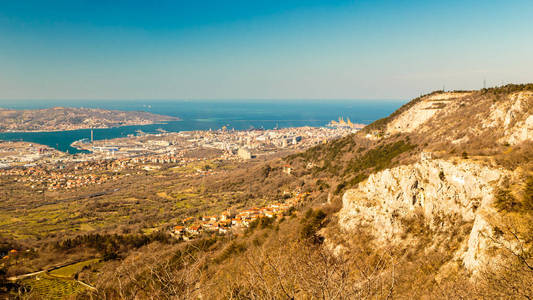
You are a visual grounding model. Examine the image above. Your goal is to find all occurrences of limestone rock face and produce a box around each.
[338,86,532,275]
[485,91,533,145]
[386,92,471,135]
[382,90,532,146]
[338,155,509,273]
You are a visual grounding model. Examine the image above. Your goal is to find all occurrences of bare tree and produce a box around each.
[212,237,396,299]
[91,243,208,299]
[478,217,533,299]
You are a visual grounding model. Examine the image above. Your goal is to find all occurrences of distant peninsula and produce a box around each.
[0,107,180,132]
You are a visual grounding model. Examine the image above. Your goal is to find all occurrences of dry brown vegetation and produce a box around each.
[2,84,532,299]
[68,197,531,299]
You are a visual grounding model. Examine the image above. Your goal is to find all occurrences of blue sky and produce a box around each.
[0,0,532,100]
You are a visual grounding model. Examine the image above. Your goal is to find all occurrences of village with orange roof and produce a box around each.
[169,191,308,240]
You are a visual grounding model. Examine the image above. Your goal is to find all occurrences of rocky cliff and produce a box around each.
[368,87,533,149]
[338,153,514,274]
[385,92,472,135]
[336,85,532,277]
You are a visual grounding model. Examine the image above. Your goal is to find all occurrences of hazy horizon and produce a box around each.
[0,98,407,111]
[1,0,532,101]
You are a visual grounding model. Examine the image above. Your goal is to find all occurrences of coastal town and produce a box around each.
[72,124,361,160]
[2,123,362,167]
[0,141,64,169]
[0,149,224,191]
[0,123,362,196]
[0,123,363,192]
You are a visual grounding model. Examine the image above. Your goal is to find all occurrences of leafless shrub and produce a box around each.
[90,243,207,299]
[206,236,396,299]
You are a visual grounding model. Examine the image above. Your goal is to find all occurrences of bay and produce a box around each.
[0,99,406,153]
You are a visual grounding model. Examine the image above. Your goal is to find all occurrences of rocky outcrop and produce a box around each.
[485,91,533,145]
[337,85,532,277]
[385,92,471,134]
[381,90,532,147]
[338,153,509,273]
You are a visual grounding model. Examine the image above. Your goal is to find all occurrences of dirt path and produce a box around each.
[7,270,46,281]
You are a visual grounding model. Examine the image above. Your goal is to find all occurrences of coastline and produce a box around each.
[0,120,180,134]
[0,100,400,154]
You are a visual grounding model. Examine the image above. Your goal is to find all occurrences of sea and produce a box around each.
[0,99,406,154]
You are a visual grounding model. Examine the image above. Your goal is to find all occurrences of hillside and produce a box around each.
[0,107,179,132]
[287,84,532,196]
[219,84,532,298]
[75,84,531,298]
[290,84,533,297]
[2,84,531,299]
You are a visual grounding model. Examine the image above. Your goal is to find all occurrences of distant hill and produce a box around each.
[0,107,179,132]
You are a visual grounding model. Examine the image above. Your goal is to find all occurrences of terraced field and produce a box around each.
[21,274,84,299]
[16,259,99,299]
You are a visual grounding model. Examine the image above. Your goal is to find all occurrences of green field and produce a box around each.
[0,158,261,242]
[48,259,100,278]
[21,274,84,299]
[17,259,99,299]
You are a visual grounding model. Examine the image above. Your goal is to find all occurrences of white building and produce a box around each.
[237,147,252,159]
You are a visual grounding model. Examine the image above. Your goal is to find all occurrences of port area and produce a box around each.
[69,126,362,162]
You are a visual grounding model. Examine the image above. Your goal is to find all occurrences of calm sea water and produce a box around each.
[0,99,405,153]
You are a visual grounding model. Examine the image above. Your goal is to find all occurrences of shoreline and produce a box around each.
[0,118,370,155]
[0,120,180,134]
